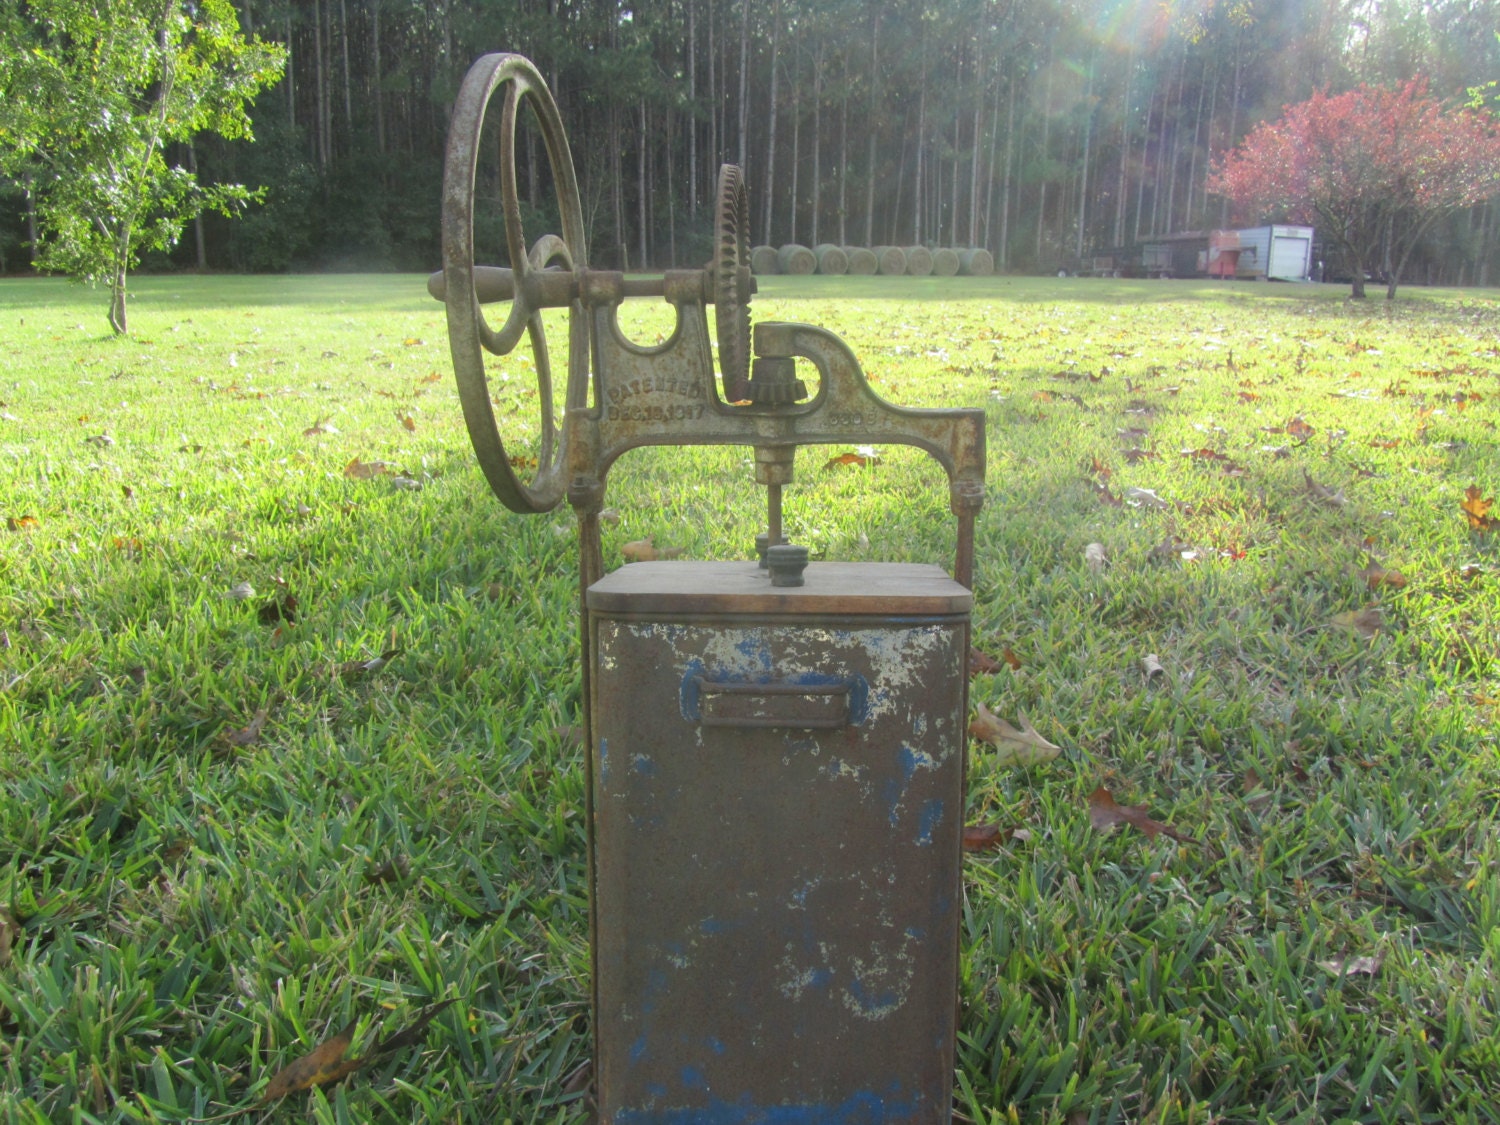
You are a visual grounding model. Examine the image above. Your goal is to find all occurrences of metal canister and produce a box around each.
[587,560,971,1124]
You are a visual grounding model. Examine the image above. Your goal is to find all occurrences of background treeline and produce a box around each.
[2,0,1499,282]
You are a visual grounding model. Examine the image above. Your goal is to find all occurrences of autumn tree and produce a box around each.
[0,0,285,332]
[1210,79,1500,298]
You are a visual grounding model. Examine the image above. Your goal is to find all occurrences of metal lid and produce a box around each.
[586,560,972,616]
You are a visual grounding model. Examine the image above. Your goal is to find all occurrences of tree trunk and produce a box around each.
[789,67,800,246]
[189,144,207,269]
[737,0,750,169]
[339,0,352,132]
[1076,57,1094,259]
[372,0,385,155]
[998,73,1015,267]
[24,173,39,264]
[863,13,879,248]
[688,0,698,214]
[837,51,847,245]
[810,41,822,246]
[638,99,649,269]
[760,0,781,245]
[109,231,130,335]
[1036,56,1052,264]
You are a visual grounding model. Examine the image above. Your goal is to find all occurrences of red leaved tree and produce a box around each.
[1210,81,1500,298]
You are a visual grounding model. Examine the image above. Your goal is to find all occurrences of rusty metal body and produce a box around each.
[433,52,986,1124]
[588,562,970,1123]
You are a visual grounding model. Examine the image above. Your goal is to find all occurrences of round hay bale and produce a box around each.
[813,243,849,275]
[843,246,878,275]
[871,246,907,275]
[751,245,780,275]
[958,248,995,277]
[777,243,816,275]
[904,245,934,276]
[931,247,961,276]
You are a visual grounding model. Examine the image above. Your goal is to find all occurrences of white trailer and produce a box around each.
[1231,225,1314,281]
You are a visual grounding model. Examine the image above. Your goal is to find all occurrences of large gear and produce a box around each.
[712,164,752,403]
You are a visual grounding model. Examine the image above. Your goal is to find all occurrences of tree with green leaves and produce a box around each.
[0,0,285,332]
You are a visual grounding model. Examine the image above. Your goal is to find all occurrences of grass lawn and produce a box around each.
[1,272,1497,1123]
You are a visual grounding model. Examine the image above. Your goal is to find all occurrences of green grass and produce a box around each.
[1,273,1498,1124]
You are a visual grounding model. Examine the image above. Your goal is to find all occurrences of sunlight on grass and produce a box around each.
[1,274,1497,1123]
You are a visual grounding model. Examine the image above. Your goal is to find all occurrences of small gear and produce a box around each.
[712,164,752,402]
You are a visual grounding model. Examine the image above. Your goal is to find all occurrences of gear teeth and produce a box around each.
[713,164,751,402]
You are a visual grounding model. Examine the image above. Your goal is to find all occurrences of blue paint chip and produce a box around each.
[915,798,944,847]
[629,1036,649,1065]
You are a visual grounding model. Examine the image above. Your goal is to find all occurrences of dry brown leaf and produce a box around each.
[258,594,298,626]
[399,414,417,432]
[365,856,411,884]
[258,1021,363,1104]
[1318,953,1383,977]
[621,538,682,562]
[1460,486,1497,532]
[1287,415,1315,443]
[336,648,402,678]
[962,824,1015,852]
[0,906,19,967]
[968,647,1005,676]
[225,707,269,748]
[968,703,1061,767]
[1121,447,1159,463]
[1124,486,1171,510]
[7,515,38,532]
[1330,607,1384,639]
[344,457,395,479]
[371,998,456,1056]
[419,371,443,385]
[1088,787,1198,845]
[1356,558,1407,590]
[823,450,881,469]
[1303,470,1347,508]
[1142,653,1165,679]
[303,419,338,436]
[226,581,257,601]
[1084,542,1107,574]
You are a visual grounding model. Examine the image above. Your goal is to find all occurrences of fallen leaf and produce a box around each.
[824,450,881,469]
[1124,486,1171,510]
[1460,486,1497,532]
[403,337,425,347]
[1088,787,1198,844]
[258,594,298,626]
[371,998,456,1056]
[84,433,115,447]
[968,703,1061,767]
[1088,456,1112,480]
[419,371,443,385]
[7,515,38,532]
[969,647,1005,676]
[226,581,257,601]
[1318,953,1383,977]
[112,536,143,553]
[1356,558,1407,590]
[365,856,412,884]
[303,418,339,436]
[224,707,269,748]
[336,648,402,678]
[1091,480,1122,507]
[1120,447,1159,463]
[391,475,424,491]
[399,414,417,432]
[1303,470,1347,509]
[0,906,19,967]
[962,824,1014,852]
[620,538,682,562]
[1330,607,1383,639]
[344,457,395,479]
[1084,542,1107,573]
[122,484,135,500]
[598,508,621,525]
[258,1021,362,1104]
[1287,415,1315,443]
[1142,653,1165,679]
[559,1058,594,1101]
